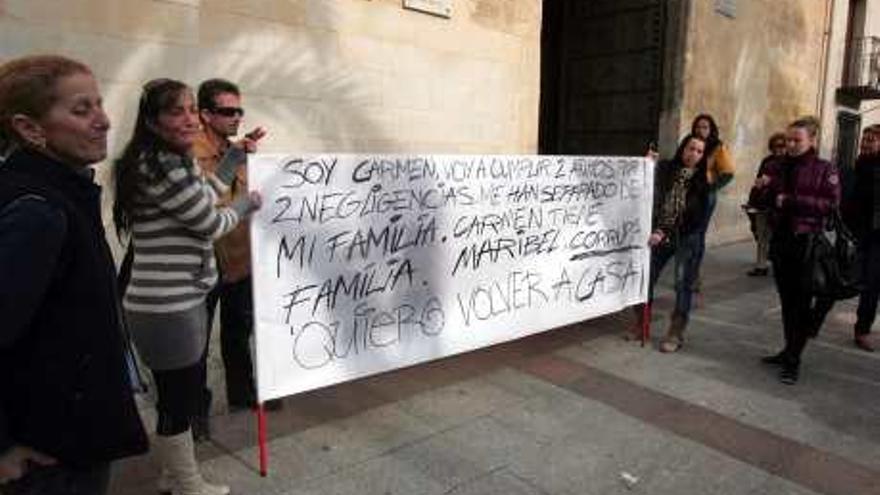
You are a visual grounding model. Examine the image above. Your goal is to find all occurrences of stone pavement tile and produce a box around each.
[489,373,625,445]
[521,353,880,495]
[384,429,502,489]
[482,366,586,405]
[747,477,823,495]
[556,331,880,473]
[504,415,771,495]
[389,374,529,432]
[429,415,544,468]
[290,402,436,469]
[199,451,317,495]
[284,381,387,425]
[435,467,548,495]
[294,454,447,495]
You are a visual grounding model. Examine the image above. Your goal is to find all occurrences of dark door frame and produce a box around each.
[539,1,691,156]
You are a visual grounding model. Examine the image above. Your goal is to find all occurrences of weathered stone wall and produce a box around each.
[675,0,828,244]
[0,0,542,249]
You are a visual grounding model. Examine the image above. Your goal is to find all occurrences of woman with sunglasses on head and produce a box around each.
[113,78,261,495]
[0,55,147,495]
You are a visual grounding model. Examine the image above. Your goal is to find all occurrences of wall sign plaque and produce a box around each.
[403,0,452,19]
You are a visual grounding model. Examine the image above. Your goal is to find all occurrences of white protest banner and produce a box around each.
[249,155,653,400]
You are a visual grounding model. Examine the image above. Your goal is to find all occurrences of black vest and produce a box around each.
[0,149,147,466]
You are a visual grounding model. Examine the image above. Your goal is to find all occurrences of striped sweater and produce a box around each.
[123,147,255,314]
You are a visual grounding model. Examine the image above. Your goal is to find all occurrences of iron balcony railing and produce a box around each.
[844,36,880,91]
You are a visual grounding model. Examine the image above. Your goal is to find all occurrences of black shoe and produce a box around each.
[779,364,799,385]
[747,267,769,277]
[761,352,786,365]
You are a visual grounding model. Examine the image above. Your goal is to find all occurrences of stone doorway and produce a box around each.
[539,0,668,156]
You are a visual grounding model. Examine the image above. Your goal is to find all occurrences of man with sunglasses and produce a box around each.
[192,79,275,441]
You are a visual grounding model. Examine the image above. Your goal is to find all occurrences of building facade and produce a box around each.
[818,0,880,179]
[1,0,868,246]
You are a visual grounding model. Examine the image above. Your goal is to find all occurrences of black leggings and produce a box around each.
[771,233,833,363]
[152,360,204,436]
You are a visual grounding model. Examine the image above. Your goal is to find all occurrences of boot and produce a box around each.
[155,429,230,495]
[659,312,687,353]
[622,304,645,340]
[158,469,171,495]
[623,304,646,341]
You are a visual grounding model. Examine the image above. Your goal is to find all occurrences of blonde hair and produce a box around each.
[789,116,820,138]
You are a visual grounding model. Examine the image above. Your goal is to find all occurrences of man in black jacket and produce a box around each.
[849,124,880,352]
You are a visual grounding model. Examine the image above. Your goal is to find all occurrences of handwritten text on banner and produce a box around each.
[249,154,653,400]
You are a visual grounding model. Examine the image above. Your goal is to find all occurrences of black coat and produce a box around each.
[846,153,880,239]
[652,159,710,238]
[0,149,147,466]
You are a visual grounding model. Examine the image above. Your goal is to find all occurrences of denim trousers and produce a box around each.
[649,231,703,319]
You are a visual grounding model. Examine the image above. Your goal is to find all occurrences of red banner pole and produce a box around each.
[641,303,651,347]
[257,403,268,477]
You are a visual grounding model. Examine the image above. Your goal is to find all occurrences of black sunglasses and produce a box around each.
[210,106,244,117]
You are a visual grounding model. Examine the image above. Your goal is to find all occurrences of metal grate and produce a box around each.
[844,36,880,90]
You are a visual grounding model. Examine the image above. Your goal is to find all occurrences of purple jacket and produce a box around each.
[761,150,840,234]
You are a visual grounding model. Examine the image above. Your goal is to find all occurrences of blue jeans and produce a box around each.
[692,191,718,286]
[649,232,703,319]
[0,463,109,495]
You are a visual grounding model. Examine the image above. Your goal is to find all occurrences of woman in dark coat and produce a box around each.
[757,117,840,384]
[0,55,147,494]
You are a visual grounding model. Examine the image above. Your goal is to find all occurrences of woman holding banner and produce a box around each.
[113,78,261,495]
[630,134,710,352]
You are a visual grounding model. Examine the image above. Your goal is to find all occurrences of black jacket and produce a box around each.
[846,153,880,239]
[652,159,710,238]
[0,148,147,466]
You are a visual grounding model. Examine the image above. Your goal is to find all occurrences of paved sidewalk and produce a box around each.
[110,242,880,495]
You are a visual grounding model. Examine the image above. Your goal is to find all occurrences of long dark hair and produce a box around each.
[673,134,708,171]
[113,78,190,237]
[669,134,710,196]
[690,113,721,156]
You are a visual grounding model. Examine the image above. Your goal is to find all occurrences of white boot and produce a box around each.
[155,429,230,495]
[157,468,171,494]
